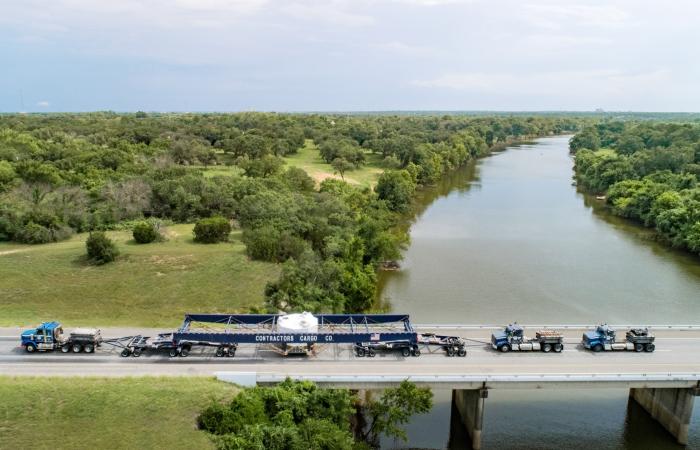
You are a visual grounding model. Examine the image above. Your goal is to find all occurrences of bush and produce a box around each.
[193,216,231,243]
[242,226,308,262]
[132,221,159,244]
[86,231,119,264]
[15,222,53,244]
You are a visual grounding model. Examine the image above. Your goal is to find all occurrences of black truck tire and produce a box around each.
[215,347,225,357]
[72,344,82,353]
[458,348,467,357]
[500,344,511,353]
[180,347,190,357]
[132,349,142,357]
[25,344,36,353]
[226,347,236,357]
[645,343,655,352]
[367,348,376,357]
[120,349,131,357]
[412,347,421,357]
[593,344,603,352]
[356,347,366,357]
[542,343,552,353]
[401,347,411,357]
[635,343,644,352]
[553,343,563,353]
[84,344,94,353]
[169,348,179,357]
[61,344,71,353]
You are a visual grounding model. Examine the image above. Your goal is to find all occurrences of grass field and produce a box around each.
[284,140,384,188]
[0,377,236,450]
[0,224,280,327]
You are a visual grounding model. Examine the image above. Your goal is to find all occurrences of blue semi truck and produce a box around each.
[491,324,564,353]
[582,324,655,352]
[21,321,102,353]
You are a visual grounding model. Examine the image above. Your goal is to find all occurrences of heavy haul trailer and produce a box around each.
[150,313,468,358]
[582,324,655,352]
[491,324,564,353]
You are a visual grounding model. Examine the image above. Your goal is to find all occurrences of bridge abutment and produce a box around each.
[629,386,699,445]
[452,388,487,450]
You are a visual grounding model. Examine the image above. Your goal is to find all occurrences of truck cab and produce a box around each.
[491,324,524,352]
[21,321,63,352]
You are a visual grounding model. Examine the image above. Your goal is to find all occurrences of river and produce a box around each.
[379,135,700,449]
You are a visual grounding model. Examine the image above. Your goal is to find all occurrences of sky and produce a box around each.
[1,0,699,112]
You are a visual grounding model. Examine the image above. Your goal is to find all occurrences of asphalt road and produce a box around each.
[1,327,699,378]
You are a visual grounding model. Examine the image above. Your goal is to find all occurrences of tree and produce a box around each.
[375,170,416,212]
[360,380,433,447]
[569,127,600,153]
[86,231,119,264]
[331,158,353,181]
[193,216,231,243]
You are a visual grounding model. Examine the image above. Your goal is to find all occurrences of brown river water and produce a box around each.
[378,135,700,449]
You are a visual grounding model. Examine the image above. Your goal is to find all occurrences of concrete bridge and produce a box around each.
[2,325,699,447]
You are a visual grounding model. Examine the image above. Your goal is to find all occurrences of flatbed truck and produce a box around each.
[491,324,564,353]
[582,324,655,352]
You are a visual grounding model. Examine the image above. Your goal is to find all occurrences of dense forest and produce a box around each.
[0,112,579,313]
[571,121,700,255]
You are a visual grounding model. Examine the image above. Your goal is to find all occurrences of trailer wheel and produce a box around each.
[499,344,511,353]
[593,344,603,353]
[645,343,655,352]
[458,348,467,357]
[446,347,455,357]
[61,344,71,353]
[226,347,236,357]
[367,348,376,357]
[542,343,552,353]
[215,347,225,357]
[401,347,411,357]
[168,348,179,357]
[84,344,94,354]
[25,344,36,353]
[634,343,644,352]
[356,347,366,357]
[120,349,131,357]
[412,348,421,357]
[553,343,563,353]
[180,347,189,357]
[72,344,82,353]
[132,349,142,357]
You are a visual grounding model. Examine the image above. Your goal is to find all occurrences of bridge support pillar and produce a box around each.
[629,386,699,445]
[452,388,487,450]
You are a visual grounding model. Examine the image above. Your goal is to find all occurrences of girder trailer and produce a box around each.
[20,313,467,358]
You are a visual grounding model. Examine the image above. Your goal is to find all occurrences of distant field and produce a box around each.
[0,224,279,327]
[284,140,384,188]
[0,377,236,450]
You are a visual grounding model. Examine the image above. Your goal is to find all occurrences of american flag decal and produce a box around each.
[370,333,380,341]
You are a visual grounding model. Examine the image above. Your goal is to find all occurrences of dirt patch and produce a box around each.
[311,171,360,185]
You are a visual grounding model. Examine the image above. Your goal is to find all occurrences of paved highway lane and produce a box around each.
[1,328,699,378]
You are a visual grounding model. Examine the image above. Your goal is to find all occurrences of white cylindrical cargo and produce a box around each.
[276,312,319,334]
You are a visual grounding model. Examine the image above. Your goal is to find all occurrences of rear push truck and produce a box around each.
[582,324,655,352]
[491,324,564,353]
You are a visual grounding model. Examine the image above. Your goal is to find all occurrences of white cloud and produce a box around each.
[374,41,442,57]
[37,101,50,107]
[524,3,631,30]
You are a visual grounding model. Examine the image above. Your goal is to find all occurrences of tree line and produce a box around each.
[571,121,700,255]
[197,378,432,450]
[0,112,579,313]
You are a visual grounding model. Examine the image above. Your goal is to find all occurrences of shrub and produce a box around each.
[86,231,119,264]
[132,221,159,244]
[243,226,308,262]
[193,216,231,243]
[15,222,53,244]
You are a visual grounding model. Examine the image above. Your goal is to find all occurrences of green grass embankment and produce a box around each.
[0,377,236,450]
[0,224,280,327]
